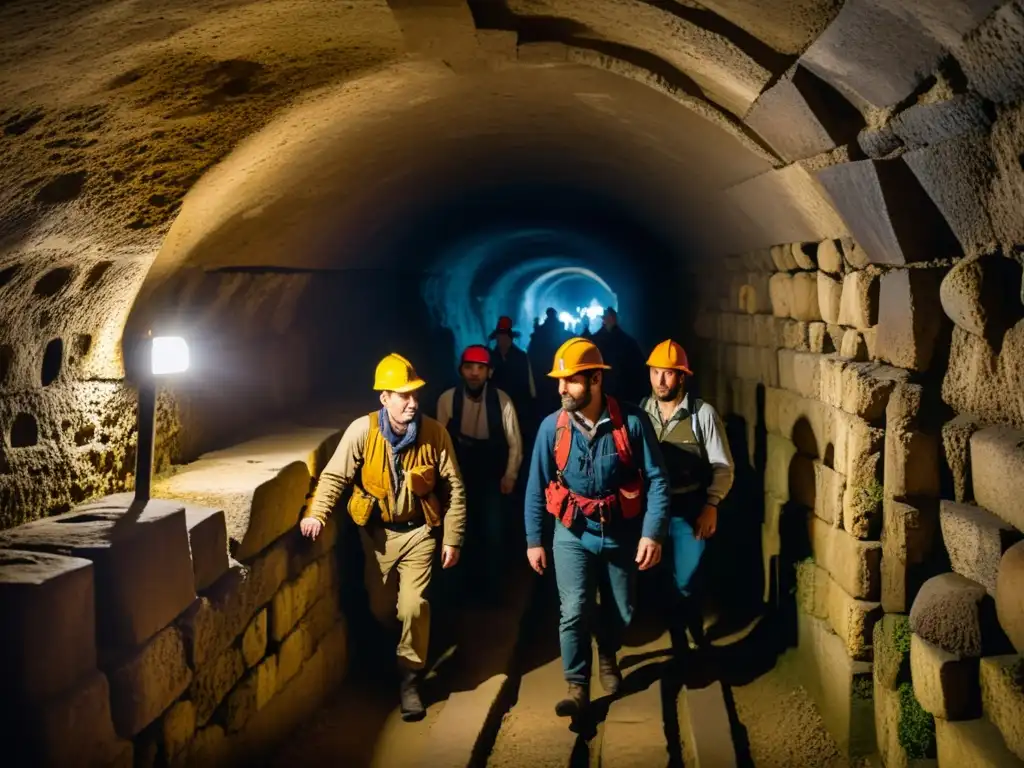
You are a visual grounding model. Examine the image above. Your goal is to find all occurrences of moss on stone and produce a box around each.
[858,479,884,511]
[897,681,936,759]
[892,616,911,656]
[852,675,874,700]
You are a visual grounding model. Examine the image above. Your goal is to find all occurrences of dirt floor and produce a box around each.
[730,650,873,768]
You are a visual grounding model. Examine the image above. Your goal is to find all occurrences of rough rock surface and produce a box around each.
[940,501,1023,597]
[996,541,1024,655]
[940,252,1024,343]
[909,572,1004,659]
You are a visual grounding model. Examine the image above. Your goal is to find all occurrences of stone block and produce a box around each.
[892,93,993,150]
[780,319,810,351]
[839,270,880,329]
[0,549,96,704]
[942,322,1024,430]
[863,328,879,360]
[878,268,947,372]
[108,625,192,738]
[887,381,924,431]
[815,159,961,267]
[886,428,941,501]
[517,41,567,62]
[226,655,278,732]
[798,559,881,660]
[778,349,821,398]
[242,609,268,668]
[842,461,883,540]
[905,134,998,255]
[769,271,793,317]
[828,323,848,353]
[795,611,876,756]
[745,64,863,162]
[742,271,771,314]
[153,427,341,561]
[178,545,287,669]
[957,0,1024,105]
[810,515,882,600]
[997,542,1024,655]
[814,461,845,527]
[882,499,939,613]
[943,415,984,503]
[809,321,830,353]
[818,239,844,275]
[277,626,313,690]
[936,716,1024,767]
[980,655,1024,761]
[818,271,843,324]
[0,494,196,652]
[735,313,754,345]
[910,572,1007,658]
[834,410,884,482]
[190,645,246,726]
[792,242,818,270]
[297,594,341,648]
[270,559,321,642]
[771,243,798,272]
[840,330,869,361]
[941,501,1023,597]
[184,504,229,593]
[162,700,196,764]
[800,0,1001,107]
[911,632,981,720]
[753,314,776,347]
[791,271,822,322]
[844,362,908,422]
[971,426,1024,533]
[875,613,912,691]
[6,670,129,767]
[988,100,1024,247]
[940,252,1024,344]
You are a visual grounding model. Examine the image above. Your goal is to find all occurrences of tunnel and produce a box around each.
[2,0,1024,766]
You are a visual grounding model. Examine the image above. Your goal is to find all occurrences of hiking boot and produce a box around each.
[554,683,590,718]
[399,669,426,722]
[598,652,622,696]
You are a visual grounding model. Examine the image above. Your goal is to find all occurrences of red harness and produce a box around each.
[544,396,644,528]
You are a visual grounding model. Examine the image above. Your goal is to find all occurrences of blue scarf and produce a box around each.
[379,408,419,455]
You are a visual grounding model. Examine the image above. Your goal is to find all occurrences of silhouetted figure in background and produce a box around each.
[527,308,567,415]
[592,307,646,404]
[489,316,536,431]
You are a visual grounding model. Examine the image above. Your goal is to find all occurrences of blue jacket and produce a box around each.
[524,401,670,547]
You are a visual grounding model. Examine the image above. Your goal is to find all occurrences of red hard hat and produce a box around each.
[460,345,492,367]
[497,316,513,331]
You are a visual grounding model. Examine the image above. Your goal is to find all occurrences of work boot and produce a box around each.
[598,652,622,696]
[554,683,590,718]
[399,669,426,722]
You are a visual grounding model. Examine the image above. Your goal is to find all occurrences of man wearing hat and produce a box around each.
[641,340,734,669]
[300,353,466,722]
[436,345,524,600]
[488,315,537,426]
[524,337,670,718]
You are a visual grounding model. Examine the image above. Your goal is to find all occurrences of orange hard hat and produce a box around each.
[646,339,692,375]
[548,337,611,378]
[373,353,426,393]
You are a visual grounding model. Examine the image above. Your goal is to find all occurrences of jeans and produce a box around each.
[552,515,636,685]
[667,515,706,598]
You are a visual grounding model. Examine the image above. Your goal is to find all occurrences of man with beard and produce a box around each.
[524,337,670,718]
[300,353,466,722]
[436,345,524,601]
[640,340,734,670]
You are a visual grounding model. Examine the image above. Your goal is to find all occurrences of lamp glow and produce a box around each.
[151,336,189,376]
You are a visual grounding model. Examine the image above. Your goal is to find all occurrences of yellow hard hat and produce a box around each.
[646,339,692,375]
[548,337,611,378]
[373,353,426,393]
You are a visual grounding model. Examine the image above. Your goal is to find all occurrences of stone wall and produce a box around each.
[0,426,348,767]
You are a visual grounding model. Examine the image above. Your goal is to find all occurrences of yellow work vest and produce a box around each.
[347,412,445,527]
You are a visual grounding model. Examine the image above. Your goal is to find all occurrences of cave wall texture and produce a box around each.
[2,0,1024,764]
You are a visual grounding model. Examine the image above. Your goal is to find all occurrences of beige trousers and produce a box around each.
[360,523,437,670]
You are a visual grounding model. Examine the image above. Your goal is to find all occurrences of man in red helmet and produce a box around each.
[437,344,524,600]
[489,316,537,428]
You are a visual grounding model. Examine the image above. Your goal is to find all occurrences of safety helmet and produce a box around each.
[548,337,611,378]
[373,353,426,393]
[489,315,521,339]
[460,345,492,367]
[646,339,692,375]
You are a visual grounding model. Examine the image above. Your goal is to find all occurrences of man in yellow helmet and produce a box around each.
[641,340,734,671]
[300,353,466,722]
[524,337,670,718]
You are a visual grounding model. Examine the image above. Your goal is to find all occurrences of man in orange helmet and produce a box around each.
[641,340,734,670]
[300,353,466,722]
[524,337,670,718]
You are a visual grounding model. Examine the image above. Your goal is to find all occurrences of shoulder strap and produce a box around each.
[486,386,506,445]
[690,398,707,460]
[451,387,464,430]
[605,396,634,470]
[554,410,572,472]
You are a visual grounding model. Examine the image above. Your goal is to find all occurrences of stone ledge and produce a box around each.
[154,426,341,561]
[680,681,736,767]
[935,715,1024,767]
